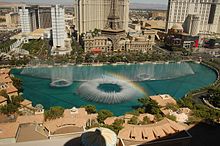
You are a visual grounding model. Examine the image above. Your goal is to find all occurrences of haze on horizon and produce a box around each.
[1,0,168,5]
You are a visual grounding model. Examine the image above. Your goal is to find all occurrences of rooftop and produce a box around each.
[44,108,97,134]
[20,99,32,107]
[149,94,177,107]
[0,122,19,139]
[16,123,48,142]
[142,20,166,30]
[16,114,44,124]
[0,96,7,103]
[0,68,10,74]
[118,118,186,143]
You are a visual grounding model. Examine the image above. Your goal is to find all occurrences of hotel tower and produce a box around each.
[74,0,129,35]
[166,0,220,34]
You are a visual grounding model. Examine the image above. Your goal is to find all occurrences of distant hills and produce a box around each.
[130,3,167,10]
[0,1,168,10]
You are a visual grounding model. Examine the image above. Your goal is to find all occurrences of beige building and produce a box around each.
[83,30,156,53]
[166,0,220,34]
[74,0,129,34]
[118,118,187,145]
[149,94,177,107]
[0,69,18,97]
[5,12,20,28]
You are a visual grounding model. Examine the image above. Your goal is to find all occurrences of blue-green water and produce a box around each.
[98,84,122,92]
[12,62,217,116]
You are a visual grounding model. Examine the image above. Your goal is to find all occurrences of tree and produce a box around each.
[177,97,194,109]
[82,105,97,114]
[97,109,113,123]
[155,113,164,121]
[103,119,124,134]
[76,55,84,64]
[85,53,94,63]
[126,110,140,116]
[141,116,151,125]
[44,106,64,121]
[96,54,107,63]
[128,116,139,125]
[165,103,179,111]
[0,90,10,102]
[0,103,18,115]
[138,97,161,115]
[207,88,220,108]
[11,95,24,106]
[0,95,24,115]
[166,115,176,121]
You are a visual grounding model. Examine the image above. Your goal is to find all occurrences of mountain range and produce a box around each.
[0,2,167,10]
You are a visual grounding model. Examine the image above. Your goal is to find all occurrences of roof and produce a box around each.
[143,20,166,29]
[44,108,97,134]
[138,113,155,122]
[118,118,186,142]
[16,123,48,142]
[29,28,46,36]
[171,24,183,30]
[179,108,192,115]
[0,96,7,103]
[0,74,12,83]
[149,94,177,107]
[104,117,117,125]
[5,84,18,94]
[20,99,32,106]
[0,69,18,95]
[160,107,171,115]
[0,122,19,139]
[81,127,117,146]
[0,68,10,74]
[16,114,44,124]
[124,114,134,119]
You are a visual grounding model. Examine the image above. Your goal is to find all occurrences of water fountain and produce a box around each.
[21,62,195,82]
[14,61,217,115]
[77,76,145,104]
[50,66,73,87]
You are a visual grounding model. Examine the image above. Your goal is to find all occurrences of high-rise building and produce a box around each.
[39,7,52,29]
[51,5,65,48]
[166,0,220,34]
[74,0,129,35]
[5,12,20,28]
[19,5,52,33]
[19,6,35,33]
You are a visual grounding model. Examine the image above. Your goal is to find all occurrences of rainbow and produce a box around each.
[104,72,147,96]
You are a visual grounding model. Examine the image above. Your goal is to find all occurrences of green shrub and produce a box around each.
[128,116,139,125]
[97,109,113,123]
[166,114,176,121]
[81,105,97,114]
[44,106,64,121]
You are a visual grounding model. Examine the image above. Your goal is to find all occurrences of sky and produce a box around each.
[2,0,168,5]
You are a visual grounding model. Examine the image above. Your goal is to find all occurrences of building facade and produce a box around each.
[19,7,32,33]
[18,5,52,33]
[5,12,20,28]
[166,0,220,34]
[39,7,52,29]
[51,5,65,48]
[51,5,72,55]
[74,0,129,34]
[84,30,155,53]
